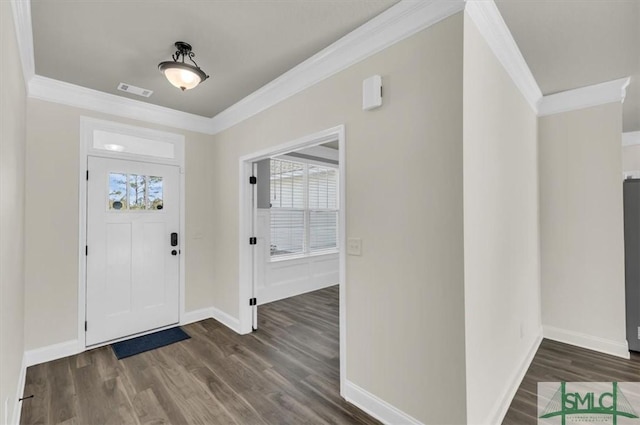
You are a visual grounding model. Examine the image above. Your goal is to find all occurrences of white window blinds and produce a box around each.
[308,165,338,251]
[270,158,339,258]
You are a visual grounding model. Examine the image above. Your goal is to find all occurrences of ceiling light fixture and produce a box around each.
[158,42,209,91]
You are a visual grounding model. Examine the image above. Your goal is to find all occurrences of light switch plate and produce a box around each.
[347,238,362,256]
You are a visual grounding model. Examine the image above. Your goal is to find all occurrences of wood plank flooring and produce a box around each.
[502,339,640,424]
[20,286,379,425]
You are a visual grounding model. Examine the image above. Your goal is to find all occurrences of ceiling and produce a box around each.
[496,0,640,132]
[31,0,399,118]
[30,1,640,131]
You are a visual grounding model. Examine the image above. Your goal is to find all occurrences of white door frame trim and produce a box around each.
[238,125,346,395]
[78,116,186,351]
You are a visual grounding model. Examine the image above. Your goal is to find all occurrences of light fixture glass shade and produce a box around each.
[159,62,206,91]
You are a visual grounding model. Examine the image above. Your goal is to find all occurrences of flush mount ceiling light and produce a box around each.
[158,41,209,91]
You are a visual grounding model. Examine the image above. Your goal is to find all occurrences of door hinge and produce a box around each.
[84,321,87,332]
[85,245,88,256]
[86,170,89,181]
[249,237,257,245]
[249,298,257,306]
[249,176,257,185]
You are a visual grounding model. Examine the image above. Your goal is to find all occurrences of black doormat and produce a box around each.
[111,327,190,359]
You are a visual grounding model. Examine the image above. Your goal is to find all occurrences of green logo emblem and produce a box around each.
[539,382,639,425]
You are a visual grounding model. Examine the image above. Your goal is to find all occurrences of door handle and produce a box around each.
[170,232,178,247]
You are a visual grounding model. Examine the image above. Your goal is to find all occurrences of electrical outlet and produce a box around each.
[347,238,362,256]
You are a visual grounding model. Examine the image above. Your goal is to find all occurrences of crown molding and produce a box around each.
[10,0,35,87]
[10,0,634,137]
[537,77,631,117]
[28,76,216,134]
[12,0,464,136]
[464,0,542,113]
[623,131,640,147]
[462,0,628,119]
[208,0,465,134]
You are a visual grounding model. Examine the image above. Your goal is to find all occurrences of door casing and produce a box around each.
[78,116,186,351]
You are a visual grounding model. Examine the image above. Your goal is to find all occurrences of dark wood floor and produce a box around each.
[503,339,640,424]
[20,286,379,425]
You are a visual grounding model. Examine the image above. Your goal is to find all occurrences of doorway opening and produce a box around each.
[238,125,346,394]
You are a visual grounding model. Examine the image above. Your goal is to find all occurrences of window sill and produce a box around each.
[270,249,339,263]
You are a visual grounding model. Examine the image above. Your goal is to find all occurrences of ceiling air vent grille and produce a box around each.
[117,83,153,98]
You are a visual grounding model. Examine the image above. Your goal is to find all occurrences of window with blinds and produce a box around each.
[270,158,339,259]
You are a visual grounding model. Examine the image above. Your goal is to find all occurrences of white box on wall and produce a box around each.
[362,75,382,111]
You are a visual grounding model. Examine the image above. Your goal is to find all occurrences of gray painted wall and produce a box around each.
[256,158,271,209]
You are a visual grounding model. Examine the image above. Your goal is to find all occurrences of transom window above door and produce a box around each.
[93,130,176,159]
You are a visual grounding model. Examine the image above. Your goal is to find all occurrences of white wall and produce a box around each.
[209,14,466,424]
[539,102,628,357]
[24,99,215,350]
[0,2,27,423]
[623,144,640,176]
[463,13,541,425]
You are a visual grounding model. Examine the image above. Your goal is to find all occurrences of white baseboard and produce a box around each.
[9,354,27,425]
[543,325,630,359]
[485,330,543,425]
[181,306,242,335]
[181,307,214,326]
[343,380,423,425]
[24,339,79,367]
[211,306,242,334]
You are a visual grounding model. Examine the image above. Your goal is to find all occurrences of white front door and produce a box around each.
[86,156,180,346]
